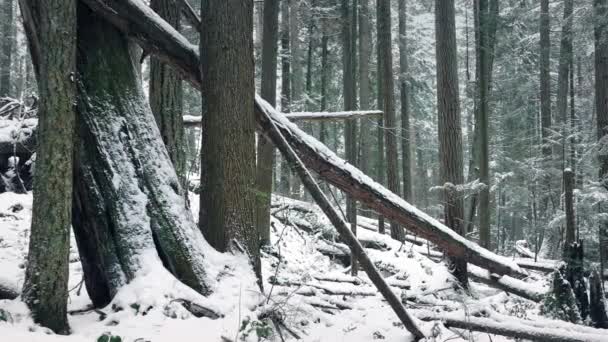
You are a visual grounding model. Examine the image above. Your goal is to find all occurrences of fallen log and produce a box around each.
[415,309,607,342]
[257,95,426,339]
[468,265,546,302]
[80,0,526,280]
[183,111,383,127]
[514,258,561,273]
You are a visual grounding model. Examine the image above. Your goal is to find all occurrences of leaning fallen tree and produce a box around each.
[79,0,526,280]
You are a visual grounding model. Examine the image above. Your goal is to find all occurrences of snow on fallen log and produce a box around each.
[0,119,37,155]
[79,0,526,280]
[514,257,562,273]
[468,265,547,302]
[284,110,383,121]
[415,309,607,342]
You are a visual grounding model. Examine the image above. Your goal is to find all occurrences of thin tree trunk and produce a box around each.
[358,0,371,175]
[256,0,280,246]
[555,0,573,171]
[199,0,260,284]
[434,0,468,286]
[540,0,552,216]
[595,0,608,282]
[0,0,13,97]
[19,0,75,333]
[279,0,291,196]
[398,0,411,202]
[149,0,185,186]
[377,0,404,242]
[342,0,358,276]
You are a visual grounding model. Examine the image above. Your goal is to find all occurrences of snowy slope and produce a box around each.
[0,191,552,341]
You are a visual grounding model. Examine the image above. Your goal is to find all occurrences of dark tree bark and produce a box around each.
[149,0,185,186]
[358,0,372,175]
[589,270,608,328]
[556,0,573,164]
[595,0,608,281]
[342,0,358,275]
[377,0,405,242]
[398,0,411,202]
[434,0,467,286]
[256,0,280,246]
[19,0,75,333]
[199,0,260,283]
[0,0,13,97]
[278,0,292,195]
[563,169,575,248]
[539,0,552,214]
[320,26,329,145]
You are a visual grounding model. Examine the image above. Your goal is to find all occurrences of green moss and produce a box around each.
[97,333,122,342]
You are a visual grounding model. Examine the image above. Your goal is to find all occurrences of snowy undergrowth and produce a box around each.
[0,192,542,341]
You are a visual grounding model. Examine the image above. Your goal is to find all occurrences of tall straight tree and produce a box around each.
[377,0,405,242]
[256,0,280,246]
[342,0,358,275]
[278,0,291,195]
[200,0,261,281]
[556,0,574,167]
[19,0,76,333]
[434,0,467,286]
[0,0,13,96]
[595,0,608,280]
[358,0,372,175]
[398,0,411,201]
[149,0,185,184]
[476,0,492,249]
[539,0,552,216]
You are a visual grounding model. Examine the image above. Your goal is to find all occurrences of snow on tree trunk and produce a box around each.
[72,5,209,306]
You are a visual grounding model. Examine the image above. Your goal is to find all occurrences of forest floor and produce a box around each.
[0,191,548,341]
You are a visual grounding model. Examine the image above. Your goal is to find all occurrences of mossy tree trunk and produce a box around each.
[199,0,261,283]
[19,0,76,334]
[71,4,209,306]
[149,0,186,188]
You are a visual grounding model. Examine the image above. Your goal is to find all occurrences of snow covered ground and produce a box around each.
[0,191,549,341]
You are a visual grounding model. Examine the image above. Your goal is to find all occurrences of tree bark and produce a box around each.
[398,0,411,202]
[555,0,573,166]
[199,0,260,284]
[149,0,185,187]
[540,0,552,216]
[435,0,467,286]
[256,0,280,246]
[358,0,372,175]
[279,0,291,196]
[0,0,13,97]
[377,0,404,242]
[19,0,74,333]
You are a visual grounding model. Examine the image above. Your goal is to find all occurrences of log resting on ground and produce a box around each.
[0,119,37,155]
[415,309,607,342]
[80,0,526,280]
[0,277,19,300]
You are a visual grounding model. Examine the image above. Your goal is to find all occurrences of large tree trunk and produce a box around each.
[199,0,260,284]
[596,0,608,282]
[0,0,13,97]
[71,4,210,307]
[377,0,405,242]
[556,0,573,164]
[77,0,527,280]
[18,0,75,333]
[256,0,280,246]
[435,0,468,286]
[149,0,185,187]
